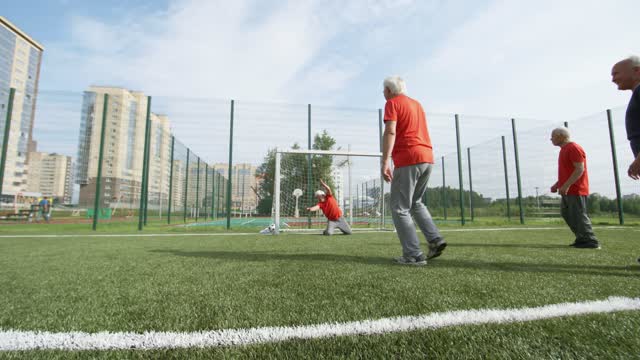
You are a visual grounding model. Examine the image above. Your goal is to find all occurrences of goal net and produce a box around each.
[273,149,389,233]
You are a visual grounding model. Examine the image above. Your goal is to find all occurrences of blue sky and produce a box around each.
[4,0,640,198]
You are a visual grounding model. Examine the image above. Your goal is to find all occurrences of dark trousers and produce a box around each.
[561,195,598,245]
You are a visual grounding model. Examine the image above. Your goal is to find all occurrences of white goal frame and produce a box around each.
[274,148,384,233]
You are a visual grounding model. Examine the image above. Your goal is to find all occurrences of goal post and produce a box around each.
[273,148,388,233]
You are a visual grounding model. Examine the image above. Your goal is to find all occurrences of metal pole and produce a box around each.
[204,163,208,220]
[0,88,16,197]
[184,149,190,223]
[467,147,474,222]
[511,118,524,224]
[378,109,385,229]
[442,156,447,220]
[211,167,216,220]
[607,109,624,225]
[501,136,511,221]
[93,94,109,231]
[564,121,569,128]
[142,96,152,226]
[167,136,174,224]
[226,100,234,230]
[307,103,312,229]
[195,157,200,222]
[455,114,465,225]
[274,151,281,233]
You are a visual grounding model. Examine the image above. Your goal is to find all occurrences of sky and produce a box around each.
[4,0,640,198]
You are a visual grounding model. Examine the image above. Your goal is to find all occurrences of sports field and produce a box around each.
[0,226,639,359]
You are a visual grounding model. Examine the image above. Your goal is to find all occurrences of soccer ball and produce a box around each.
[260,223,277,235]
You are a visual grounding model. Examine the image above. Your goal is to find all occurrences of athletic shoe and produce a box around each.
[427,239,447,259]
[394,255,427,266]
[572,242,601,249]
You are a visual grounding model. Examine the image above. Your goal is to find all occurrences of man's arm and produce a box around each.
[381,121,396,182]
[558,162,584,195]
[320,179,332,196]
[307,205,320,212]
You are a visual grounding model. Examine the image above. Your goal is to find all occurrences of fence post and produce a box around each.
[195,157,200,222]
[0,88,16,198]
[442,156,447,220]
[378,108,385,229]
[211,169,216,220]
[226,100,234,230]
[455,114,465,225]
[183,149,190,223]
[142,96,152,227]
[204,163,208,220]
[467,147,474,222]
[606,109,624,225]
[511,118,524,224]
[167,136,174,224]
[307,104,312,229]
[93,94,109,231]
[501,136,511,221]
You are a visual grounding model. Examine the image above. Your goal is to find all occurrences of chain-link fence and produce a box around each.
[1,85,637,231]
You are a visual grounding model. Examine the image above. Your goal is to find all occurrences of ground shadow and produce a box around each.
[450,242,569,249]
[151,249,638,278]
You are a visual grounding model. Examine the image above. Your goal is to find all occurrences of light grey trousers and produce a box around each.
[323,216,352,235]
[390,163,443,257]
[561,195,598,244]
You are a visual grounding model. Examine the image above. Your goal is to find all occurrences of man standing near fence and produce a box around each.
[611,55,640,262]
[381,76,446,266]
[549,127,600,249]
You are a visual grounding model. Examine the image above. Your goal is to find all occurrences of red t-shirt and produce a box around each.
[558,142,589,195]
[384,94,434,167]
[318,194,342,221]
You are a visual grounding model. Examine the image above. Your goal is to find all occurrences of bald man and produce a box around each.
[611,55,640,263]
[550,128,600,249]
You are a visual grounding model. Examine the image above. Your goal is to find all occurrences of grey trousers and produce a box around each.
[323,216,352,235]
[390,163,443,257]
[561,195,598,244]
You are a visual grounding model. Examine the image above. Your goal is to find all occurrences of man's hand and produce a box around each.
[558,184,569,196]
[550,184,558,193]
[628,158,640,180]
[381,160,392,183]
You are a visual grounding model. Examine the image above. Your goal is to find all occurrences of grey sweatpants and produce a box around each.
[323,216,352,235]
[561,195,598,244]
[390,163,443,257]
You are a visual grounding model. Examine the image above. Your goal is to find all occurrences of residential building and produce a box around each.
[27,152,73,203]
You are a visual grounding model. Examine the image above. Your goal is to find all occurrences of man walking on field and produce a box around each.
[381,76,445,266]
[611,55,640,263]
[550,127,600,249]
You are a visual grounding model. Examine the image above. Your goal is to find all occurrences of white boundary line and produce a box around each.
[0,226,628,238]
[1,296,638,351]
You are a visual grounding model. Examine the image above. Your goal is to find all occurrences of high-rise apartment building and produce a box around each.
[0,16,43,197]
[27,152,73,203]
[213,163,258,213]
[75,86,171,209]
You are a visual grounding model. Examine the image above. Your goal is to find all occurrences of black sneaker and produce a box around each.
[427,239,447,259]
[394,255,427,266]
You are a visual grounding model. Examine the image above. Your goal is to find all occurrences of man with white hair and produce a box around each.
[306,179,352,235]
[382,76,445,266]
[549,127,600,249]
[611,55,640,262]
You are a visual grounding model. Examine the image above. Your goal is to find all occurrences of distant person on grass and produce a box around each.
[38,197,50,223]
[306,179,352,236]
[611,55,640,263]
[381,76,446,266]
[549,127,600,249]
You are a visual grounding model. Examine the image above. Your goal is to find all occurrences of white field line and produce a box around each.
[0,296,638,351]
[0,226,627,238]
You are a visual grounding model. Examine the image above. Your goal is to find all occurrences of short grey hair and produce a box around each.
[314,190,326,197]
[627,55,640,67]
[383,76,407,95]
[552,127,570,140]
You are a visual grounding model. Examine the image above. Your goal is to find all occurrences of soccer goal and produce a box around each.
[273,149,390,233]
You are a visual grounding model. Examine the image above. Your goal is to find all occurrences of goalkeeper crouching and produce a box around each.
[306,179,352,235]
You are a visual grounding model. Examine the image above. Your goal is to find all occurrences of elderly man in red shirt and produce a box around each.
[381,76,446,266]
[307,179,352,236]
[550,127,600,249]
